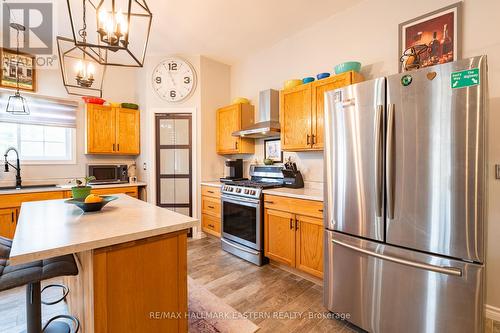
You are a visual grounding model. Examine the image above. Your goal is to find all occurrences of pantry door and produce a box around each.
[155,114,192,217]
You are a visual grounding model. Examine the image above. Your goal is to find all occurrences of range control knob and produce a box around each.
[250,190,256,195]
[244,189,249,194]
[236,188,241,193]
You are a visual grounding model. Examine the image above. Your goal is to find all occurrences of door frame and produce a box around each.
[154,113,193,215]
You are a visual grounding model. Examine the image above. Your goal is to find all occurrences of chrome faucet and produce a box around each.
[4,147,22,189]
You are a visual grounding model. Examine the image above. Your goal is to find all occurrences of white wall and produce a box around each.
[135,54,229,237]
[0,64,139,186]
[230,0,500,309]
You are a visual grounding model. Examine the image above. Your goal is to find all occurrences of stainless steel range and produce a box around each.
[220,165,283,265]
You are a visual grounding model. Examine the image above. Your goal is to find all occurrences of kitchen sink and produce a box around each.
[0,184,58,191]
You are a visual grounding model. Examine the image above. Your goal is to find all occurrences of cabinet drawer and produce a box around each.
[201,213,221,237]
[0,191,65,209]
[201,185,221,199]
[263,194,323,219]
[91,187,138,198]
[201,196,220,217]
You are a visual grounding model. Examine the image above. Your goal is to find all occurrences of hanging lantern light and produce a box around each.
[6,23,29,115]
[57,36,106,97]
[66,0,152,67]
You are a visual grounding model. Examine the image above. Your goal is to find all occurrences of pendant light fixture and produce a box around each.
[66,0,152,67]
[59,0,105,97]
[6,23,29,115]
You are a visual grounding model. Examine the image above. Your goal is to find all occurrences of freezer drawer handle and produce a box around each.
[332,239,462,277]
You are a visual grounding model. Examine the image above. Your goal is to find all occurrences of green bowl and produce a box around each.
[334,61,361,74]
[65,196,118,212]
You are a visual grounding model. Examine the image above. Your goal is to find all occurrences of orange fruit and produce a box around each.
[84,194,103,203]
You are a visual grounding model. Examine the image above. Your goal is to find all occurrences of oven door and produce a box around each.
[221,194,261,251]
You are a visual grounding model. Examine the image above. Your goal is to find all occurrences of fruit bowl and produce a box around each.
[65,196,118,212]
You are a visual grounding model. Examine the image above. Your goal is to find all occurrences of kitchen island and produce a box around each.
[9,194,198,333]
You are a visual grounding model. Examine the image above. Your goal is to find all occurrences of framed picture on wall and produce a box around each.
[398,2,462,72]
[0,47,36,91]
[264,139,283,163]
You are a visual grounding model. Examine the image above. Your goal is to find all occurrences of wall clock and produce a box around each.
[152,57,197,103]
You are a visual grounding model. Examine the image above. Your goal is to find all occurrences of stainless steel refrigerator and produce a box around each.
[323,55,488,333]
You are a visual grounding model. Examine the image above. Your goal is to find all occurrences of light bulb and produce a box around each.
[75,60,83,73]
[105,20,114,34]
[99,9,108,23]
[87,63,95,75]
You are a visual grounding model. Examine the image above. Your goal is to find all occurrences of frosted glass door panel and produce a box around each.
[159,119,189,145]
[159,149,190,175]
[160,178,190,204]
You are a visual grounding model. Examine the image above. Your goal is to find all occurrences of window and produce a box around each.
[0,122,75,163]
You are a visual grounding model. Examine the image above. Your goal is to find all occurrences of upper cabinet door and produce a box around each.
[86,104,116,154]
[217,104,240,153]
[116,108,140,155]
[280,84,312,151]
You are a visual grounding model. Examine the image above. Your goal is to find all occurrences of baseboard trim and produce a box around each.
[486,304,500,321]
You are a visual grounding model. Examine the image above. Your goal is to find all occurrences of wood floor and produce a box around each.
[188,235,361,333]
[0,236,359,333]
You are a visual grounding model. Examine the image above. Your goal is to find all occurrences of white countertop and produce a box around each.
[263,187,324,201]
[0,181,147,195]
[9,194,198,265]
[201,181,222,188]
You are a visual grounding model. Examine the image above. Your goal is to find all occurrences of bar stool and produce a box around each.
[0,238,80,333]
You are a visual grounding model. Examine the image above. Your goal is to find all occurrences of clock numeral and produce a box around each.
[168,63,178,71]
[170,90,177,98]
[155,77,161,84]
[184,77,191,84]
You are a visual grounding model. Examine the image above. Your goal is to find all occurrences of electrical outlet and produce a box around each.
[496,165,500,179]
[143,162,147,171]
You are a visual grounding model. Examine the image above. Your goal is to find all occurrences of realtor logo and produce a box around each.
[2,2,54,54]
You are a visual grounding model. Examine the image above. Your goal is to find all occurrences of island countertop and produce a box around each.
[9,194,199,265]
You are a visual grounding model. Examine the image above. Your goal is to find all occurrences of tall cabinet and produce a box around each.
[86,104,140,155]
[280,71,363,151]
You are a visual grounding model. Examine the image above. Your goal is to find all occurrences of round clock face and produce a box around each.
[152,57,196,102]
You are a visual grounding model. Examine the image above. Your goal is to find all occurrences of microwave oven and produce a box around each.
[88,164,128,184]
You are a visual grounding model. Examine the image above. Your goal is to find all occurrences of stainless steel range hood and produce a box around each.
[232,89,280,139]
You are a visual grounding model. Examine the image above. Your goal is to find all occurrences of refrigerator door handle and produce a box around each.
[386,103,396,220]
[332,238,463,277]
[375,104,384,218]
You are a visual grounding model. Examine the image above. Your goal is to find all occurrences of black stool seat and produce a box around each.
[0,254,78,292]
[0,236,12,259]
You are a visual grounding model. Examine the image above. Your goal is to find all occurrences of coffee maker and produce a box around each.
[220,159,246,182]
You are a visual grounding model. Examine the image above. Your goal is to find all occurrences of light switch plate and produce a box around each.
[496,165,500,179]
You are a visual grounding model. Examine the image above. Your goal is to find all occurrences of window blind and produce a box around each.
[0,90,78,128]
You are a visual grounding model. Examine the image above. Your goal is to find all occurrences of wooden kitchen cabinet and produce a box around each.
[280,71,364,151]
[86,104,140,155]
[295,215,323,278]
[216,103,255,155]
[0,208,17,239]
[264,209,295,267]
[264,194,324,278]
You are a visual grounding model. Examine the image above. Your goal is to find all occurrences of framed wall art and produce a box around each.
[264,138,283,163]
[0,47,36,91]
[398,2,462,72]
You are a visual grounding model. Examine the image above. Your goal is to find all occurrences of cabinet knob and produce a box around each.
[117,143,120,151]
[264,200,274,204]
[113,143,116,151]
[306,134,311,145]
[289,218,293,230]
[235,141,239,150]
[295,220,299,230]
[207,205,215,209]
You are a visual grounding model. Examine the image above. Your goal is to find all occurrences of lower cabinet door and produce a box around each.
[264,208,296,266]
[0,208,17,239]
[295,215,323,278]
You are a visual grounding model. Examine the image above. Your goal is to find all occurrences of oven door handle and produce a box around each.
[221,195,260,206]
[221,238,260,255]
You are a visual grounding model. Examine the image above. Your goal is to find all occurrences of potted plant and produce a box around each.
[71,176,96,199]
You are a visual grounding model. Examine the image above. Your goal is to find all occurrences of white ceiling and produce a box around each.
[57,0,363,65]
